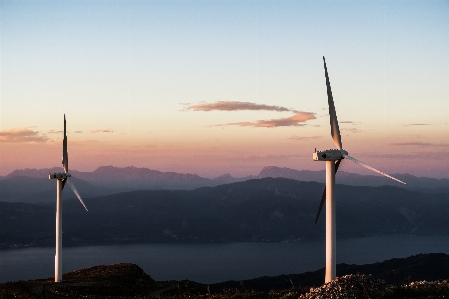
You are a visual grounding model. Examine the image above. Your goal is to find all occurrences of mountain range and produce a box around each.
[1,165,448,204]
[208,253,449,291]
[1,177,448,249]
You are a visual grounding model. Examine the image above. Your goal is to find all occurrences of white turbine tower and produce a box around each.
[49,114,88,282]
[313,57,406,283]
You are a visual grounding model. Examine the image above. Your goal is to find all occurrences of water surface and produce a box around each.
[1,235,448,283]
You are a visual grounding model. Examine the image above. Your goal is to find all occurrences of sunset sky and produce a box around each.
[1,1,448,179]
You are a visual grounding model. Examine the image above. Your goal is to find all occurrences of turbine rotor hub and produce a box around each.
[49,172,71,180]
[313,149,345,161]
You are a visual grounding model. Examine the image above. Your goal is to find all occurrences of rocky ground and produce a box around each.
[1,264,449,299]
[0,263,160,298]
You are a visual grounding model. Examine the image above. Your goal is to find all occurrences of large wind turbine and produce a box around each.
[313,57,406,283]
[48,114,88,282]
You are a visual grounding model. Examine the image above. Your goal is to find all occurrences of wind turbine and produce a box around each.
[48,114,88,282]
[313,57,406,283]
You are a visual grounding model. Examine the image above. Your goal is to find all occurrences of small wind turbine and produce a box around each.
[48,114,88,282]
[313,57,406,283]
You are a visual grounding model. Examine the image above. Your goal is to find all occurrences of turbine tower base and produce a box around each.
[325,160,336,283]
[55,179,62,282]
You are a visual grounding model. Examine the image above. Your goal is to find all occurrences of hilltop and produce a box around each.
[1,253,449,298]
[0,263,160,298]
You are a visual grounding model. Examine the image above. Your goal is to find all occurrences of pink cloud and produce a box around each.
[186,101,296,112]
[390,142,449,147]
[0,128,51,143]
[91,129,114,133]
[289,135,323,141]
[47,130,63,134]
[222,154,298,161]
[218,112,316,128]
[341,127,362,133]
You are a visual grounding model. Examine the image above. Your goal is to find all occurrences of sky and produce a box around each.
[1,0,448,179]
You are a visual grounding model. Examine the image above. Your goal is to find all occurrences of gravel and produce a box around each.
[299,274,387,299]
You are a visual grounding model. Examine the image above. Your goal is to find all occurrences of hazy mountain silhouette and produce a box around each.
[1,177,448,248]
[0,176,125,203]
[258,166,449,193]
[208,253,449,291]
[2,166,448,205]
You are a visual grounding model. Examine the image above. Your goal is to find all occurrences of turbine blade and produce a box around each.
[62,178,67,190]
[67,179,88,211]
[315,159,342,224]
[62,114,68,173]
[344,154,406,185]
[323,57,342,150]
[335,158,342,173]
[315,187,326,224]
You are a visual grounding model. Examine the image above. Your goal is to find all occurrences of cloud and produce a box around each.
[404,123,431,126]
[77,140,100,143]
[390,142,449,147]
[221,154,298,161]
[186,101,297,112]
[0,128,52,143]
[218,112,316,128]
[289,135,323,141]
[340,121,360,124]
[74,131,82,133]
[91,129,114,133]
[341,127,362,133]
[47,130,63,134]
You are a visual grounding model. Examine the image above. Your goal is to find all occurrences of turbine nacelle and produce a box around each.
[49,172,72,180]
[313,149,348,161]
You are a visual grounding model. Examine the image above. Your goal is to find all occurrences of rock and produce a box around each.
[299,274,386,299]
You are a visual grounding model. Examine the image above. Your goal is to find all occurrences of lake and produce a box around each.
[1,235,449,283]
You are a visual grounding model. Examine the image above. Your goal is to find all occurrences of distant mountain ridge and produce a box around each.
[2,166,448,204]
[3,166,216,201]
[6,166,210,184]
[208,253,449,291]
[83,166,214,190]
[1,177,449,248]
[6,167,82,178]
[259,166,449,193]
